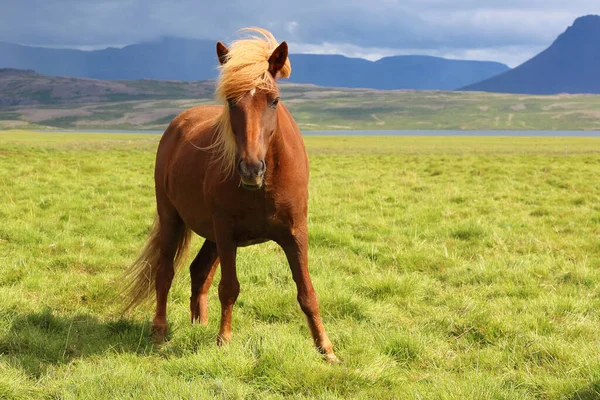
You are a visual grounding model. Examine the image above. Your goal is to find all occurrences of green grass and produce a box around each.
[1,131,600,399]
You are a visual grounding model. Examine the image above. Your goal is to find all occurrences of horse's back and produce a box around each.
[159,105,222,148]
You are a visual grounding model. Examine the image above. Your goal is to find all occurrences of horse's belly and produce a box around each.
[186,218,216,242]
[237,238,269,247]
[184,215,271,246]
[170,187,214,240]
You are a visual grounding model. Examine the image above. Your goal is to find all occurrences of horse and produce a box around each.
[122,28,338,362]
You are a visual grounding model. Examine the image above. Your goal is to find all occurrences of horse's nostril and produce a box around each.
[238,159,265,177]
[237,160,246,175]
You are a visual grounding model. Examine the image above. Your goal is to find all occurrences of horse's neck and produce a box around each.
[270,105,294,155]
[268,118,287,167]
[268,104,304,170]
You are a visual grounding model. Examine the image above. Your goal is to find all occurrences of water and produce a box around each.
[302,130,600,137]
[38,129,600,137]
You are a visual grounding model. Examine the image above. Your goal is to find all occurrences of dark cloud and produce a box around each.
[1,0,597,65]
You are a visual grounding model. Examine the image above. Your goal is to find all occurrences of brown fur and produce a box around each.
[121,216,191,311]
[122,28,337,362]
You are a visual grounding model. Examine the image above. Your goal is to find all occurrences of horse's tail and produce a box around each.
[121,215,192,312]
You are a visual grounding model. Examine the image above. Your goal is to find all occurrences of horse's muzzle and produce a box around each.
[238,159,265,190]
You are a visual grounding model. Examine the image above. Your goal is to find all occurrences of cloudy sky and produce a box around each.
[1,0,598,66]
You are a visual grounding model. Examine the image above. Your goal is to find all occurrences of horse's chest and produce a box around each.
[229,196,290,245]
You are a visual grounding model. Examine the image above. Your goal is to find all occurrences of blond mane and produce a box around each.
[209,27,291,177]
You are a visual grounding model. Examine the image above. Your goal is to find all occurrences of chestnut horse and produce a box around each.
[122,28,337,362]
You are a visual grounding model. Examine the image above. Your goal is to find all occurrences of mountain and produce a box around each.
[0,38,509,90]
[0,38,218,81]
[461,15,600,94]
[288,54,508,90]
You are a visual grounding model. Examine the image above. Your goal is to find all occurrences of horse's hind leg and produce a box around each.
[190,240,220,325]
[152,213,186,342]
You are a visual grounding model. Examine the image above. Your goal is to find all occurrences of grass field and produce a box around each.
[1,131,600,399]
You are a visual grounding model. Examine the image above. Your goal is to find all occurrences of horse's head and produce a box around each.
[215,34,290,191]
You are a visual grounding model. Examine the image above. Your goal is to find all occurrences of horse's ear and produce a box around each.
[216,42,229,65]
[268,41,288,78]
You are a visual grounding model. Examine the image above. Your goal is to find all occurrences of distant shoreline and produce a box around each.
[31,129,600,137]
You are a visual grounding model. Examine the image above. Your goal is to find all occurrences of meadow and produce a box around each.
[1,130,600,399]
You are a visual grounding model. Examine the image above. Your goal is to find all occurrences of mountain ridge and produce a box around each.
[461,15,600,94]
[0,38,509,90]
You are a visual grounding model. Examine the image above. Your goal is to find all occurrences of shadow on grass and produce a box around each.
[0,308,156,378]
[566,382,600,400]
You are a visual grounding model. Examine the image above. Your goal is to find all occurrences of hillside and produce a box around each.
[1,71,600,131]
[0,38,509,90]
[462,15,600,94]
[0,68,215,106]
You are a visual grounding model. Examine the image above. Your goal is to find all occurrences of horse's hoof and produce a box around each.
[216,333,232,347]
[325,353,341,364]
[151,323,167,344]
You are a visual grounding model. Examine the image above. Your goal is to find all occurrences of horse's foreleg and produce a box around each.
[190,240,220,325]
[214,223,239,345]
[279,226,338,363]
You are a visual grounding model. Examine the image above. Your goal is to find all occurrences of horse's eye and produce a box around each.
[227,98,236,108]
[270,97,280,108]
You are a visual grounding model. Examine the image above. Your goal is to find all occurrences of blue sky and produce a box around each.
[1,0,598,66]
